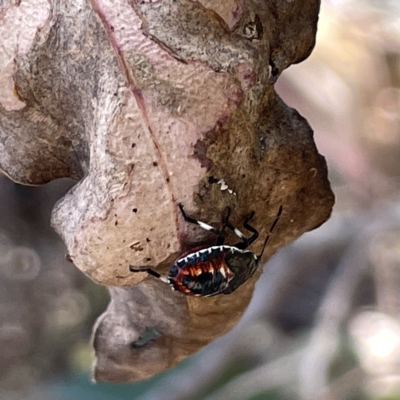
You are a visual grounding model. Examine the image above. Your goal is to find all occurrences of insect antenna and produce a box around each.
[258,205,283,259]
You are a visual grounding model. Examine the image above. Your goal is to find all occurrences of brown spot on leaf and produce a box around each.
[193,140,213,169]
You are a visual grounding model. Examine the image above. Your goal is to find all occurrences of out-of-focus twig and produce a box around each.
[299,205,400,400]
[202,350,303,400]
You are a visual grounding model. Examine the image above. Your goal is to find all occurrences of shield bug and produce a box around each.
[129,204,282,297]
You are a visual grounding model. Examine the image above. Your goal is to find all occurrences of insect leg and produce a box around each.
[258,205,283,258]
[227,210,258,249]
[240,211,259,246]
[129,266,169,283]
[178,203,225,245]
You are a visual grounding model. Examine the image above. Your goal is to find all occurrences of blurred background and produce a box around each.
[1,0,400,399]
